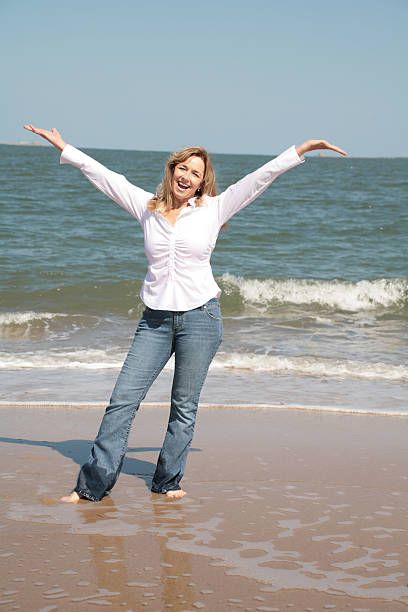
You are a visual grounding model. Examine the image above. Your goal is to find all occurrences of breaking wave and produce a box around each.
[0,311,100,339]
[1,348,406,381]
[219,274,408,312]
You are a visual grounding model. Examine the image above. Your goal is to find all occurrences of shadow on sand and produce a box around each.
[0,436,201,489]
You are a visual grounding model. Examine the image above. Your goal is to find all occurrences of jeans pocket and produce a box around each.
[142,307,166,329]
[203,302,221,321]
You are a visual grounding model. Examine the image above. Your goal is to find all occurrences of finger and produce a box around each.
[32,127,49,137]
[316,140,347,156]
[27,125,42,135]
[327,143,348,156]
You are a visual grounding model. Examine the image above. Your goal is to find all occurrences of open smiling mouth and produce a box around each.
[177,181,190,191]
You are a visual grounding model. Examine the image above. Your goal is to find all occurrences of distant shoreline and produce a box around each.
[0,140,47,147]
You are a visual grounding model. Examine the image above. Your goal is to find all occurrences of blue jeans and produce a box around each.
[75,297,223,501]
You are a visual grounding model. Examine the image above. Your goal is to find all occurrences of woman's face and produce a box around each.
[172,155,205,205]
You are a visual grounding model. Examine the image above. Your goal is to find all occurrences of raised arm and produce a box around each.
[23,124,151,222]
[216,139,347,227]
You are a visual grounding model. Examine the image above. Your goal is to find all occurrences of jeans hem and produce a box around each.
[75,487,100,502]
[151,485,181,494]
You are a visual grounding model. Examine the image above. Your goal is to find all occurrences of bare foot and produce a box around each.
[60,491,80,504]
[165,489,186,500]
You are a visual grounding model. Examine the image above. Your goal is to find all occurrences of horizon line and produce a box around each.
[0,141,407,159]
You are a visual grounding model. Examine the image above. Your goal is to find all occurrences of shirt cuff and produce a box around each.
[288,144,305,164]
[60,143,82,166]
[268,144,305,175]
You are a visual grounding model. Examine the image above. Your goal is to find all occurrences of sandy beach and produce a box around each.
[1,403,408,611]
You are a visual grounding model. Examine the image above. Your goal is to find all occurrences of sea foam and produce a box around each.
[212,352,408,381]
[0,311,64,325]
[1,348,406,382]
[220,274,407,312]
[0,311,99,339]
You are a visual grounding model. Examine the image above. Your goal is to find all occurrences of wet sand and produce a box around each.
[1,403,408,611]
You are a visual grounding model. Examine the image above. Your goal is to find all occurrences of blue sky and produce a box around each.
[1,0,407,156]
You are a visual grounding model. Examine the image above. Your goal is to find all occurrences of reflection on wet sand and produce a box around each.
[152,497,197,609]
[75,498,130,606]
[74,496,198,609]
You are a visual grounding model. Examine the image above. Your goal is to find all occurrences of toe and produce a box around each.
[60,492,80,504]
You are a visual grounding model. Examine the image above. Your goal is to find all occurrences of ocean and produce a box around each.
[1,144,407,414]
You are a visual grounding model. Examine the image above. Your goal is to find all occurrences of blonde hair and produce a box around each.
[148,146,217,213]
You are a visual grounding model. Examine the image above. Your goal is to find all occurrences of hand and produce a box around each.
[23,124,66,151]
[296,139,348,157]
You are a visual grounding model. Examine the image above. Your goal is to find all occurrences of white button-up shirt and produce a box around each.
[60,144,304,311]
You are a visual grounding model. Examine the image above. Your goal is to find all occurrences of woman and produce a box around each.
[23,123,347,502]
